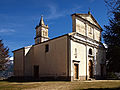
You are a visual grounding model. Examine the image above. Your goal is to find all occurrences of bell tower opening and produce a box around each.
[34,16,49,44]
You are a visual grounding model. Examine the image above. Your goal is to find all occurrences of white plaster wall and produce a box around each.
[73,15,101,43]
[25,45,32,56]
[76,17,86,35]
[70,34,105,79]
[87,46,104,77]
[87,25,94,39]
[94,29,100,42]
[86,16,97,26]
[70,40,86,77]
[87,46,94,77]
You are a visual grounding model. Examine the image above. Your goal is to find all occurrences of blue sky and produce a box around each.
[0,0,108,56]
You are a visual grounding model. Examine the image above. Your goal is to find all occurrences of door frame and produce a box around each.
[73,60,80,80]
[74,63,79,79]
[33,65,39,79]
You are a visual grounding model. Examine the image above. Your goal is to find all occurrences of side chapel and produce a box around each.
[13,12,106,81]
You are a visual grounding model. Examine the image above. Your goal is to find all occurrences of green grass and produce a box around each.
[0,80,120,90]
[0,81,38,90]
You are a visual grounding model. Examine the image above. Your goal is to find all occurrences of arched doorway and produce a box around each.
[89,60,93,78]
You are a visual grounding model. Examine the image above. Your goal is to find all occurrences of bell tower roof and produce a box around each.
[39,15,45,26]
[35,16,48,29]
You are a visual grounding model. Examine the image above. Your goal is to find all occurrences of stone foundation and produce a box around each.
[8,75,105,82]
[39,76,71,81]
[8,76,71,82]
[71,76,87,81]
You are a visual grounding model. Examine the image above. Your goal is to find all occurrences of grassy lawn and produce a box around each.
[0,80,120,90]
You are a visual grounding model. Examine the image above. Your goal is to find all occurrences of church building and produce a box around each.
[13,12,106,81]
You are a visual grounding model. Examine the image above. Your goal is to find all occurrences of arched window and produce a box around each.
[89,48,92,55]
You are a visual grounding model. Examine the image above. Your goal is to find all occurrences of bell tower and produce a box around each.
[34,16,49,44]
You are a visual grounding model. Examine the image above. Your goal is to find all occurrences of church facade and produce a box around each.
[13,12,106,81]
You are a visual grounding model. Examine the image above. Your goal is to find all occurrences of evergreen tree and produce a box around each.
[104,0,120,14]
[0,39,9,71]
[104,0,120,72]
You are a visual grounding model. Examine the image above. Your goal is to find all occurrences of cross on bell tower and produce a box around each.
[34,16,49,44]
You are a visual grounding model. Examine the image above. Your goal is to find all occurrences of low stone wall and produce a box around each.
[7,76,71,82]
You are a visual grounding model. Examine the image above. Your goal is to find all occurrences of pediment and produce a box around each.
[73,13,102,30]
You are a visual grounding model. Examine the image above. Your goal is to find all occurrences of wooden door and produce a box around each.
[89,60,93,78]
[74,64,79,79]
[34,65,39,78]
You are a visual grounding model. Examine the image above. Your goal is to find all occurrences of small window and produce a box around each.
[75,48,77,58]
[45,44,49,52]
[89,48,92,55]
[45,32,47,36]
[42,31,45,36]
